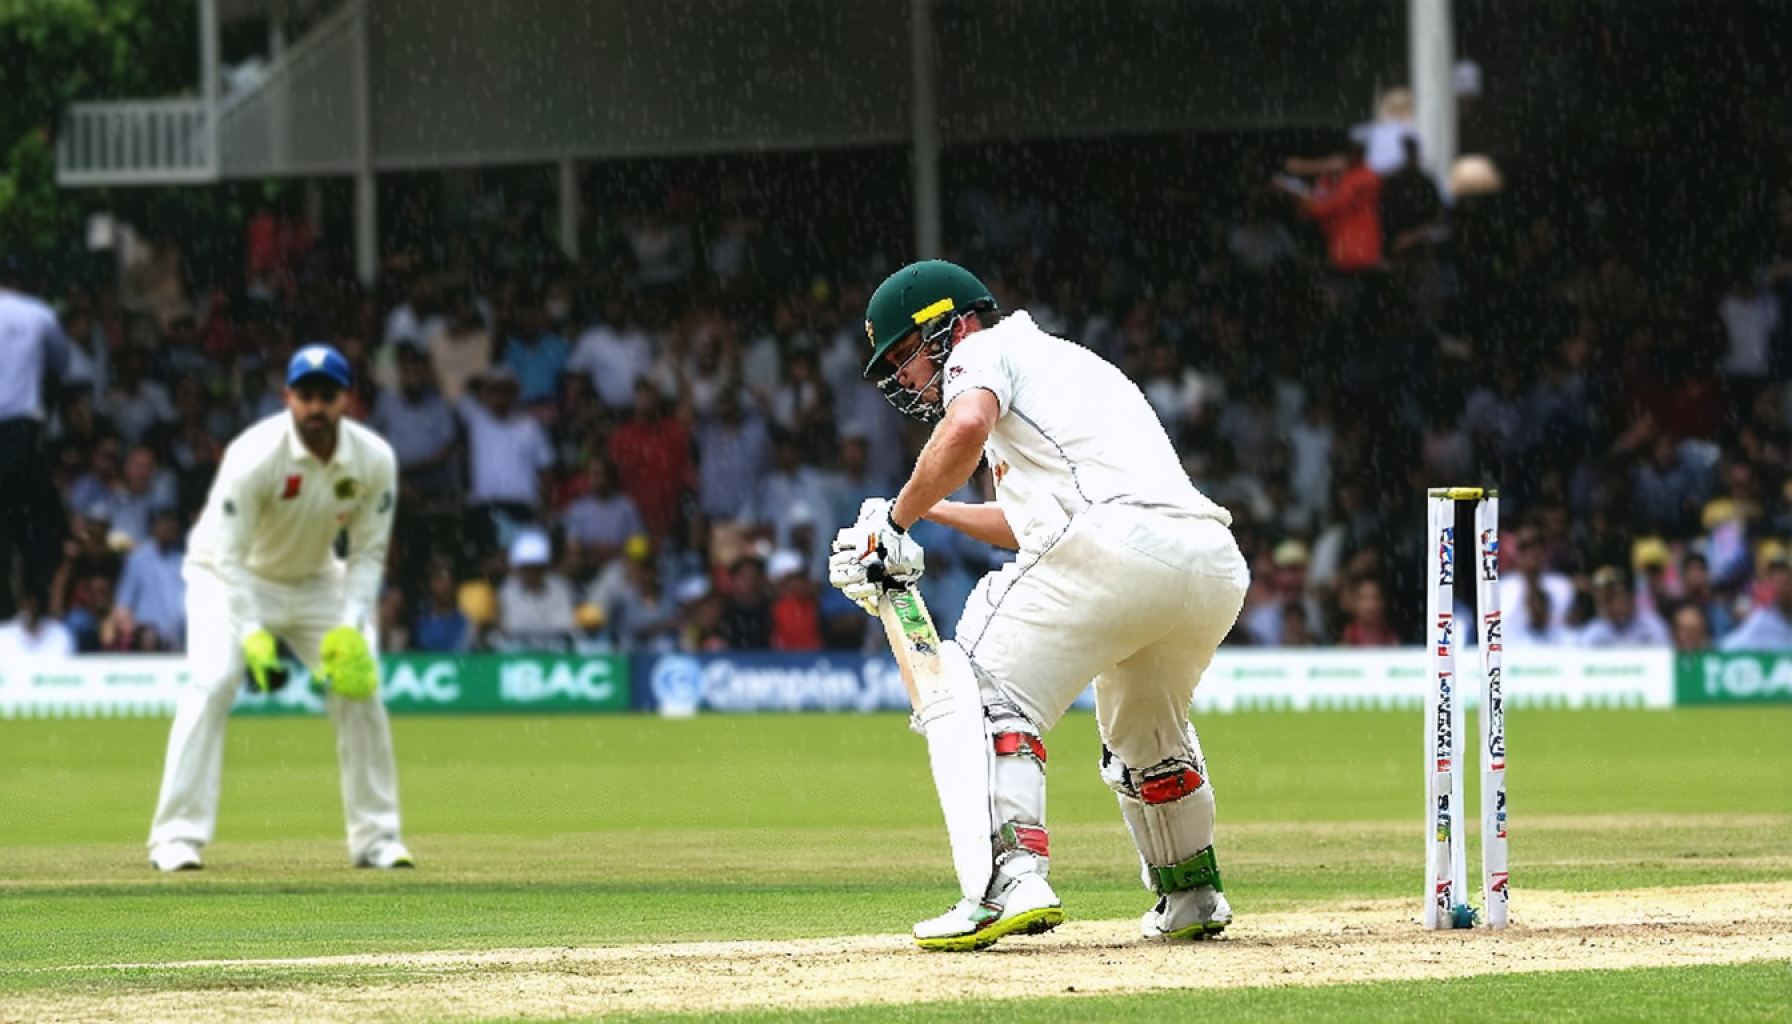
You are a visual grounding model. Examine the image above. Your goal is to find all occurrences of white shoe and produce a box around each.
[354,840,415,869]
[913,872,1063,951]
[149,841,203,872]
[1141,886,1231,940]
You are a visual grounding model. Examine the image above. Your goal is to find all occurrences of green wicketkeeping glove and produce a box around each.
[243,629,286,693]
[317,626,378,701]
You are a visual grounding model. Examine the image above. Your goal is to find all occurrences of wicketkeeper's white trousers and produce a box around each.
[148,564,404,861]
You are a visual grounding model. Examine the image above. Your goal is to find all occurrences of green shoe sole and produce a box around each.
[916,906,1065,952]
[1159,918,1229,941]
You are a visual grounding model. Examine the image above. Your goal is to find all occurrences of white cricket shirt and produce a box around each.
[186,412,398,638]
[940,311,1231,554]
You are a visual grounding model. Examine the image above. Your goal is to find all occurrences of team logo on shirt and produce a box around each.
[223,499,237,516]
[947,364,965,381]
[335,478,359,500]
[377,490,393,514]
[281,474,303,500]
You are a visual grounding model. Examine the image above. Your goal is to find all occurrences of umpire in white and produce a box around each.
[148,344,414,871]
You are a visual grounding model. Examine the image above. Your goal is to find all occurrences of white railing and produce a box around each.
[57,99,215,185]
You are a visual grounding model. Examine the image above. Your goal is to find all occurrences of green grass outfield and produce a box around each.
[1,707,1788,1020]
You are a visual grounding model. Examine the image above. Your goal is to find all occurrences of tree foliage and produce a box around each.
[0,0,195,256]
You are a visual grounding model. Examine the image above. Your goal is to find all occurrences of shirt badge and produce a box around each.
[335,478,359,500]
[281,474,303,500]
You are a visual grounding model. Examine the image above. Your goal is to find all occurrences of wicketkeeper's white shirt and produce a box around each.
[186,412,398,640]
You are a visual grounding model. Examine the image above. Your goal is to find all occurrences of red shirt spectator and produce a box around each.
[1301,148,1383,272]
[767,550,821,651]
[608,382,692,540]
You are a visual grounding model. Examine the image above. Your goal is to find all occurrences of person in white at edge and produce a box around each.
[147,344,412,872]
[830,261,1248,951]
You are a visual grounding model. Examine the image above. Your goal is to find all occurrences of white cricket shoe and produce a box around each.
[149,841,203,872]
[354,840,416,869]
[914,872,1063,952]
[1141,886,1231,941]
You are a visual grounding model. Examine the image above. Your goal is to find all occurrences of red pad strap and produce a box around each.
[1140,769,1205,804]
[1010,824,1050,857]
[992,732,1047,762]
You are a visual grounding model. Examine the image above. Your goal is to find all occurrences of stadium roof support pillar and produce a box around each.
[1408,0,1456,185]
[909,0,941,259]
[351,0,377,286]
[199,0,219,178]
[558,157,580,261]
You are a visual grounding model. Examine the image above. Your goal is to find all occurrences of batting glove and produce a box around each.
[242,629,287,693]
[827,540,882,616]
[318,626,378,701]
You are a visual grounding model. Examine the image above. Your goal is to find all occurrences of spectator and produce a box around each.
[1499,526,1576,634]
[1630,434,1709,538]
[49,504,123,621]
[770,347,832,441]
[607,544,680,653]
[1721,555,1792,650]
[105,347,176,446]
[1243,540,1321,645]
[427,289,494,404]
[767,549,822,651]
[1579,566,1671,647]
[375,343,461,499]
[67,436,125,515]
[1678,552,1737,641]
[718,555,773,650]
[502,299,570,408]
[1280,141,1383,273]
[108,446,179,546]
[157,376,227,518]
[460,367,555,560]
[1717,267,1781,405]
[1339,577,1400,646]
[676,576,727,652]
[413,562,471,653]
[496,531,576,650]
[753,432,833,569]
[823,428,897,534]
[561,459,646,559]
[0,591,73,660]
[696,389,772,526]
[1507,577,1572,647]
[609,381,694,541]
[378,587,411,654]
[569,293,652,411]
[1670,603,1712,653]
[1380,137,1445,256]
[111,507,186,649]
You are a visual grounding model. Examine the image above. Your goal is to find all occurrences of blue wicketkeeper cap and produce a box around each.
[287,343,353,389]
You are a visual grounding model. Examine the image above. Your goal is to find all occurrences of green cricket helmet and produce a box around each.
[862,260,997,421]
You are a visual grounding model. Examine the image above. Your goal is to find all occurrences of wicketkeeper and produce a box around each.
[830,261,1249,950]
[147,344,413,871]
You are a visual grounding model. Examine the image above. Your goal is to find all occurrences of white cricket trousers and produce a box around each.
[148,564,404,860]
[954,504,1249,769]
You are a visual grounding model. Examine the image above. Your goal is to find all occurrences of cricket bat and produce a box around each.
[871,571,948,712]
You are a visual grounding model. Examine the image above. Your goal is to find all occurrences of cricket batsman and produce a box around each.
[830,261,1249,950]
[147,344,413,871]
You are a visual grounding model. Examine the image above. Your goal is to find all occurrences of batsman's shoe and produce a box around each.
[355,840,415,869]
[318,626,378,700]
[914,873,1063,952]
[149,841,203,872]
[1141,886,1231,941]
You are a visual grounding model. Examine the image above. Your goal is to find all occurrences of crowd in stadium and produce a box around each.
[4,120,1792,662]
